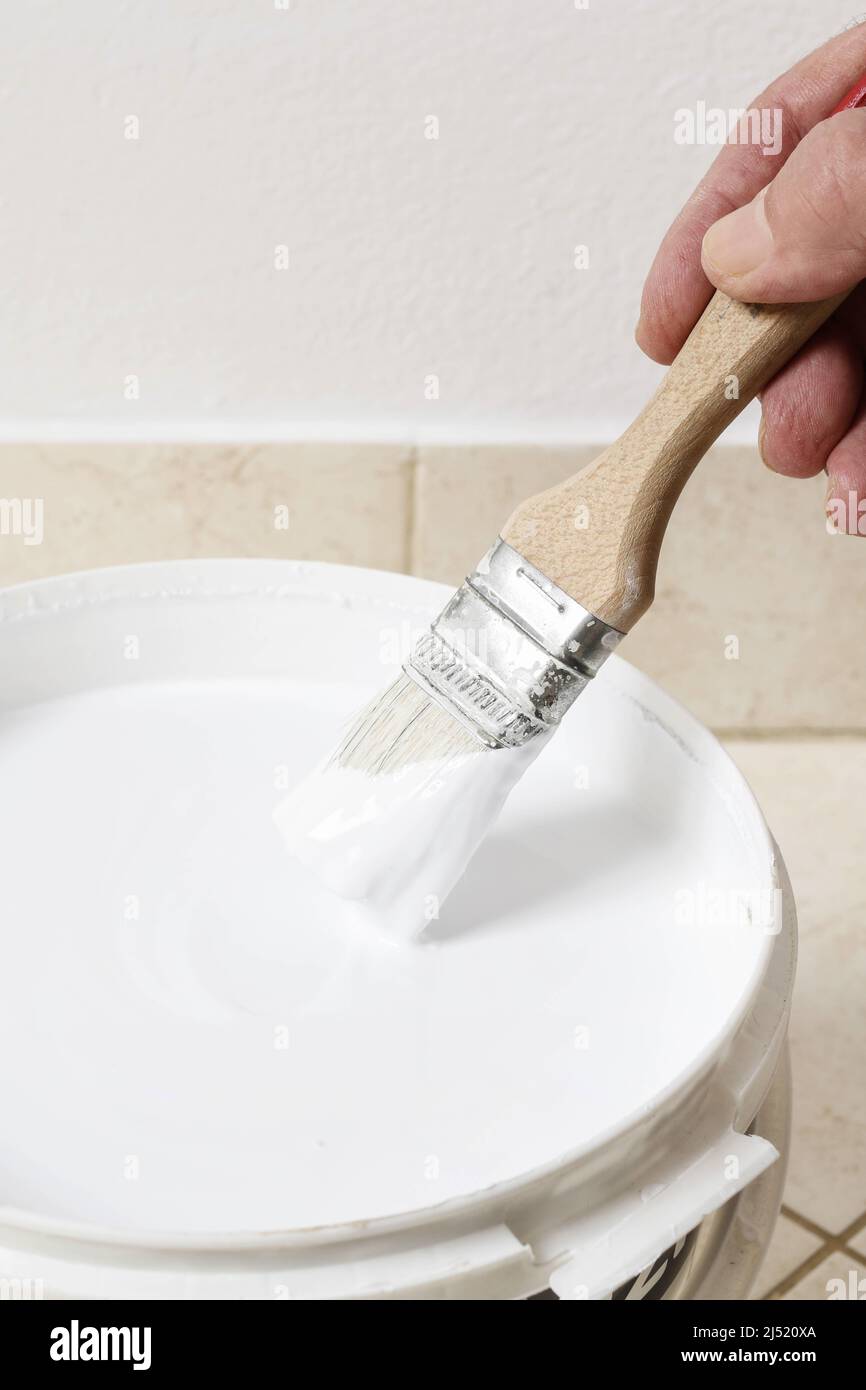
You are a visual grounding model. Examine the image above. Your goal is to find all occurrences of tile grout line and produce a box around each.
[811,1207,866,1247]
[780,1206,834,1241]
[764,1240,833,1300]
[839,1210,866,1251]
[763,1208,866,1299]
[780,1203,866,1247]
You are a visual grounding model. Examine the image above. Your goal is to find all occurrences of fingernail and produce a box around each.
[702,188,774,278]
[757,416,771,468]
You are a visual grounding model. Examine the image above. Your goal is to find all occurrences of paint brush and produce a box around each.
[277,286,847,937]
[340,288,846,764]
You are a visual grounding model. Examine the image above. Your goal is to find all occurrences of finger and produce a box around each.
[702,110,866,301]
[758,318,863,478]
[637,23,866,363]
[826,392,866,536]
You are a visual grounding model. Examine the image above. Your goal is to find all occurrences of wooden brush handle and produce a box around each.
[501,289,847,632]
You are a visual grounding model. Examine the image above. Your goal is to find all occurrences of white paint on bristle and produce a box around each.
[274,725,548,943]
[337,673,481,773]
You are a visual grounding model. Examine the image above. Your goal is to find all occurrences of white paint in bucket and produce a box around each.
[0,562,793,1299]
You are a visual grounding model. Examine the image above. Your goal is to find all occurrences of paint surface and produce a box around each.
[0,564,776,1236]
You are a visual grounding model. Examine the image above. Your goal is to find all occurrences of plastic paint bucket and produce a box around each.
[0,561,794,1300]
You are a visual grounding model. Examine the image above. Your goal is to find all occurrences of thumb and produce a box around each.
[701,108,866,302]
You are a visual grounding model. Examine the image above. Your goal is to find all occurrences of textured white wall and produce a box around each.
[0,0,856,440]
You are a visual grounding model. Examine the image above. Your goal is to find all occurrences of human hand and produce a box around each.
[637,26,866,535]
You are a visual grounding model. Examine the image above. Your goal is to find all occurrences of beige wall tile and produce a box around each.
[0,443,413,586]
[4,439,866,730]
[412,444,598,585]
[752,1215,823,1300]
[626,446,866,732]
[413,442,866,732]
[724,740,866,941]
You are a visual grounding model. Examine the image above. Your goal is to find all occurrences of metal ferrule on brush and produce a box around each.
[404,540,624,749]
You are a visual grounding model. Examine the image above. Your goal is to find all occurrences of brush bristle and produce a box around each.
[334,673,483,774]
